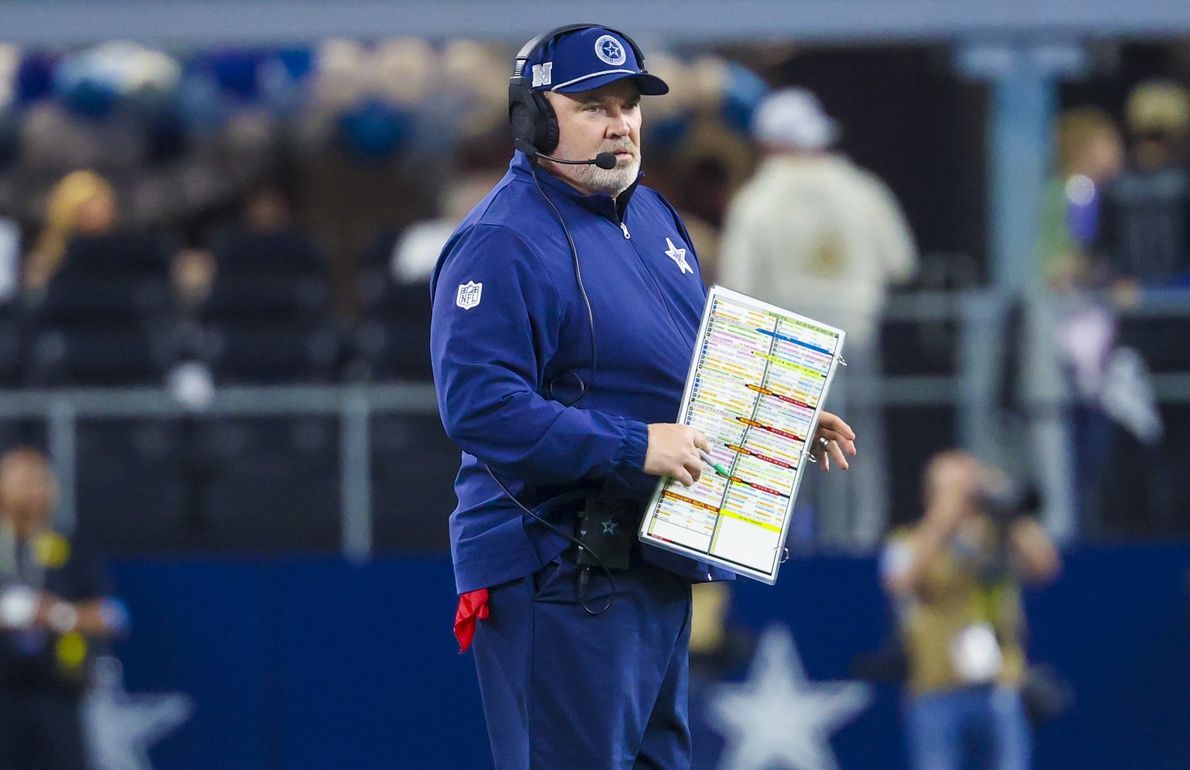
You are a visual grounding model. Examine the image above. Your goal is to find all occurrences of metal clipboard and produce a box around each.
[638,285,846,584]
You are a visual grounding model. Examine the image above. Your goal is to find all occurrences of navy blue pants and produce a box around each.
[472,554,693,770]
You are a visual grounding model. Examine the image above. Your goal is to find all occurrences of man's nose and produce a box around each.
[606,110,631,137]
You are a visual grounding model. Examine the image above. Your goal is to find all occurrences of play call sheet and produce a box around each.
[639,286,844,583]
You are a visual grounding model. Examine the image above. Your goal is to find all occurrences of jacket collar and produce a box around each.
[510,150,642,223]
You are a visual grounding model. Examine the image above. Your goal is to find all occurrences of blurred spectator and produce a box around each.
[195,179,338,385]
[389,169,499,286]
[1037,107,1125,290]
[718,87,917,548]
[23,169,116,294]
[0,448,126,770]
[1032,104,1171,536]
[1028,108,1124,538]
[688,582,752,683]
[22,169,174,388]
[882,451,1061,770]
[1096,79,1190,286]
[344,169,499,383]
[171,247,216,312]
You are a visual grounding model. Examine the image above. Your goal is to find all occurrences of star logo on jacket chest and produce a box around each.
[664,237,692,275]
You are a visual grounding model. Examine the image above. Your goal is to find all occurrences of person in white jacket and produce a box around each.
[719,87,917,548]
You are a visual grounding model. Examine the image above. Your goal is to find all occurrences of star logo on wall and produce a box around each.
[665,237,692,274]
[84,656,194,770]
[707,626,872,770]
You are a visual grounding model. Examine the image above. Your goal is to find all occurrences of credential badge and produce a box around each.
[594,35,627,66]
[456,281,483,310]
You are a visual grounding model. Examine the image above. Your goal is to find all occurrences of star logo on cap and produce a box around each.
[594,35,627,66]
[665,237,692,275]
[600,517,619,535]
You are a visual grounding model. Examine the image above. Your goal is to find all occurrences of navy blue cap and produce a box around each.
[523,27,668,95]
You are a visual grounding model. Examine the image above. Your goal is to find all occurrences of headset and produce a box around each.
[493,24,652,614]
[508,23,648,160]
[506,22,651,408]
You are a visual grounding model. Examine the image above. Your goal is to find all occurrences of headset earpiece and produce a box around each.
[509,82,559,156]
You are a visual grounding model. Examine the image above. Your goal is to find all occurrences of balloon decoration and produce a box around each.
[53,42,181,120]
[206,49,261,101]
[54,58,119,119]
[258,48,313,117]
[15,52,56,105]
[336,99,412,160]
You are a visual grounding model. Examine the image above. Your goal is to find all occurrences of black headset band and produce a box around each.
[510,23,645,82]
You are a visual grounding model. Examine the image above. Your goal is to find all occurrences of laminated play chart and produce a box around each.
[638,285,845,584]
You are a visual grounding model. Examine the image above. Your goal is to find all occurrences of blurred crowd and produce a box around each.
[0,38,1183,551]
[1034,78,1190,536]
[0,38,776,392]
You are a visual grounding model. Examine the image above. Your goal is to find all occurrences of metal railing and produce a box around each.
[0,383,438,559]
[2,289,1187,555]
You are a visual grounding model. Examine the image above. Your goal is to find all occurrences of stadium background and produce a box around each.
[0,1,1186,768]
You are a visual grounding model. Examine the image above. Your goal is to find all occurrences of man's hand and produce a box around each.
[644,424,711,487]
[811,411,857,471]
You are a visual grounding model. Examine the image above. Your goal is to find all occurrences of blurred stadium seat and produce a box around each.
[351,271,433,382]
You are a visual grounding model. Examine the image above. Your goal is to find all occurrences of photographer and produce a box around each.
[881,451,1061,770]
[0,448,127,769]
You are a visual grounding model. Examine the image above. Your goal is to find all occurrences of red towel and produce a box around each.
[453,588,490,653]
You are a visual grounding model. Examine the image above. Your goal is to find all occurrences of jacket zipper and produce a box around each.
[614,220,688,346]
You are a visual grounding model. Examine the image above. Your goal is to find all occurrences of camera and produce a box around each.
[976,481,1041,523]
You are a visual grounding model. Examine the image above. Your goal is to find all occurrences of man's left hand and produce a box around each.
[811,411,857,471]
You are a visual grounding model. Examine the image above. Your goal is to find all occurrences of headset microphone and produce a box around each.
[516,141,618,170]
[536,151,618,170]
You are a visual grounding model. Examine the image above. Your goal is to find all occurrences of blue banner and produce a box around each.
[110,543,1190,769]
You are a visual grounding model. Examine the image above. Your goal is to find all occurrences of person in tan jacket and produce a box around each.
[882,451,1061,770]
[719,87,917,548]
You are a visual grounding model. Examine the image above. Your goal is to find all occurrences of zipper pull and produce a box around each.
[620,222,631,239]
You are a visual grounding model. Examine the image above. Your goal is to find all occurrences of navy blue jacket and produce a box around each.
[431,152,733,593]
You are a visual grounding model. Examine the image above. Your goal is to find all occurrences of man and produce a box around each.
[718,87,917,549]
[0,447,127,769]
[882,451,1061,770]
[1097,79,1190,286]
[430,25,856,770]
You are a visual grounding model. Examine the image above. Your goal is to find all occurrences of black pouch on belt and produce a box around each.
[575,497,637,571]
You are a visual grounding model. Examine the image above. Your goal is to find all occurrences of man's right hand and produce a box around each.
[644,424,710,487]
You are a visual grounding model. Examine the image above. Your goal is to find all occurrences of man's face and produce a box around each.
[0,453,56,536]
[541,80,642,197]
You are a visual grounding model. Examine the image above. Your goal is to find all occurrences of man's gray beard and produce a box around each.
[571,156,640,197]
